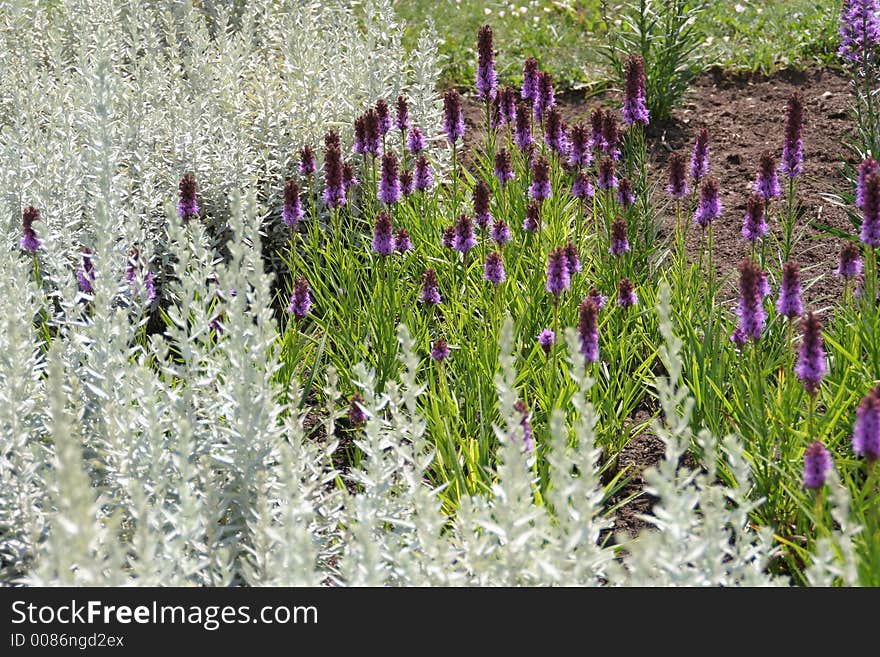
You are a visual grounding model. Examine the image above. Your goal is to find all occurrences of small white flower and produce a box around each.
[484,7,492,15]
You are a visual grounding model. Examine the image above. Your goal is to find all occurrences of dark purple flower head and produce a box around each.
[324,130,341,151]
[419,268,441,305]
[538,328,555,355]
[781,93,804,178]
[473,179,493,229]
[395,95,410,133]
[491,219,512,246]
[571,171,594,200]
[730,327,748,348]
[578,298,600,363]
[617,278,637,308]
[177,173,199,220]
[693,176,722,228]
[589,108,606,151]
[523,200,542,232]
[375,98,392,136]
[20,206,42,253]
[522,57,540,101]
[534,70,555,120]
[736,259,767,341]
[322,132,346,208]
[348,393,368,426]
[407,128,426,154]
[529,155,552,201]
[567,123,592,167]
[443,89,465,145]
[666,153,688,200]
[690,127,710,183]
[483,251,506,285]
[365,109,382,155]
[609,217,631,256]
[860,172,880,246]
[287,276,311,320]
[494,148,514,186]
[544,107,568,155]
[353,115,367,155]
[838,0,880,65]
[299,145,316,177]
[836,242,864,279]
[414,156,434,191]
[776,261,804,319]
[513,399,535,453]
[742,193,768,242]
[378,152,401,205]
[545,246,571,297]
[514,102,534,152]
[753,152,781,200]
[617,178,635,208]
[622,54,649,126]
[372,212,394,256]
[587,288,607,311]
[76,248,95,293]
[564,242,582,276]
[394,227,412,254]
[803,440,833,490]
[431,339,450,362]
[476,25,498,102]
[601,112,620,160]
[442,226,455,249]
[452,213,477,254]
[796,311,827,396]
[283,179,304,227]
[342,161,358,193]
[399,169,414,197]
[597,158,617,191]
[496,86,516,126]
[857,158,879,209]
[854,384,880,462]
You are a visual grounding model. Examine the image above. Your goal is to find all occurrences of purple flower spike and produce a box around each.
[414,156,434,191]
[587,288,607,311]
[666,153,688,200]
[860,172,880,247]
[322,131,346,208]
[796,311,827,396]
[442,226,455,250]
[378,152,401,205]
[473,180,493,229]
[568,123,592,167]
[514,102,534,152]
[407,128,426,154]
[419,268,441,305]
[578,298,600,363]
[523,200,542,232]
[742,193,768,242]
[287,277,311,320]
[803,440,833,490]
[177,173,199,220]
[20,206,42,253]
[544,107,568,155]
[299,145,316,177]
[125,247,140,283]
[76,248,95,293]
[353,115,367,155]
[609,217,630,256]
[617,278,638,308]
[589,108,606,151]
[342,161,358,194]
[753,152,781,200]
[571,172,594,200]
[617,178,635,208]
[729,327,748,348]
[476,25,498,102]
[601,112,621,160]
[522,57,540,102]
[491,220,512,246]
[452,213,477,254]
[529,155,552,201]
[838,0,880,65]
[513,400,535,453]
[394,227,412,254]
[776,261,804,319]
[693,176,722,228]
[443,89,465,145]
[283,179,304,227]
[372,212,394,256]
[348,393,368,426]
[400,169,414,197]
[483,251,506,285]
[534,70,556,121]
[622,54,649,126]
[363,110,382,156]
[496,87,516,127]
[144,269,156,303]
[597,158,617,191]
[781,93,804,179]
[538,328,555,355]
[836,242,864,279]
[853,384,880,462]
[564,242,582,276]
[857,158,879,209]
[375,99,392,136]
[431,338,450,362]
[494,148,514,186]
[736,259,767,341]
[690,128,710,183]
[395,96,410,133]
[545,247,571,297]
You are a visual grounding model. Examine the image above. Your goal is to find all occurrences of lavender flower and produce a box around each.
[394,228,412,254]
[545,247,571,297]
[496,86,516,126]
[860,172,880,246]
[144,270,156,303]
[400,169,414,197]
[522,57,540,101]
[494,148,514,186]
[514,102,533,151]
[375,98,392,136]
[476,25,498,102]
[666,153,688,200]
[443,89,465,145]
[287,277,311,320]
[431,339,450,362]
[538,328,555,355]
[483,251,506,285]
[742,193,768,242]
[523,201,542,232]
[571,172,594,200]
[609,217,630,256]
[348,393,368,426]
[544,107,568,155]
[529,155,552,201]
[617,278,637,308]
[513,400,535,453]
[587,288,607,311]
[534,70,555,120]
[838,0,880,65]
[419,268,441,305]
[564,242,582,276]
[177,173,199,220]
[452,213,477,254]
[796,311,827,396]
[617,178,635,208]
[567,123,591,167]
[372,212,394,256]
[378,152,401,205]
[759,270,772,299]
[283,179,304,227]
[690,127,710,183]
[442,227,455,249]
[395,95,410,133]
[803,441,833,490]
[853,384,880,462]
[19,206,41,253]
[836,242,864,279]
[601,112,621,160]
[589,108,606,151]
[76,248,95,293]
[473,180,493,229]
[491,220,512,246]
[597,158,617,191]
[322,132,346,208]
[753,152,781,200]
[729,327,748,348]
[857,158,879,209]
[414,156,434,191]
[776,261,804,319]
[780,93,804,179]
[407,128,427,154]
[622,53,649,125]
[578,298,600,363]
[693,176,722,228]
[736,259,767,341]
[299,145,316,177]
